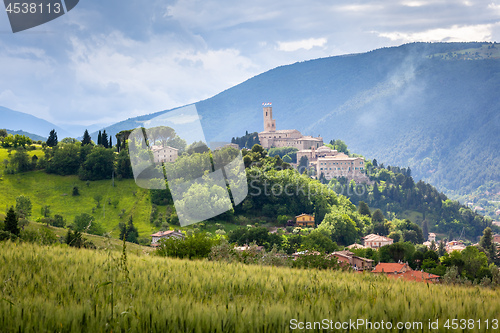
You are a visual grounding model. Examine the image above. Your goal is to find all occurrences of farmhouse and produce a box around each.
[295,213,315,228]
[151,145,179,164]
[363,234,394,249]
[150,230,185,246]
[372,263,440,283]
[330,250,374,271]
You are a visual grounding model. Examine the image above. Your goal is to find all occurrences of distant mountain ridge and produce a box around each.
[3,42,499,207]
[0,106,71,139]
[98,42,500,203]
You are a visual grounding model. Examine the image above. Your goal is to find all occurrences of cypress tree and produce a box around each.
[46,129,58,147]
[109,136,112,149]
[82,129,92,145]
[116,137,121,152]
[422,220,429,241]
[101,130,109,148]
[4,206,19,236]
[97,130,102,146]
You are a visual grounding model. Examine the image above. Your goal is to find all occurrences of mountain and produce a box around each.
[98,42,500,206]
[0,106,72,139]
[6,130,46,141]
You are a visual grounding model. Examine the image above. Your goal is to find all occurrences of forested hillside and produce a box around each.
[92,42,500,215]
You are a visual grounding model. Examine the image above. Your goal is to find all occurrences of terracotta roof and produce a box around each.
[387,270,440,283]
[372,263,408,273]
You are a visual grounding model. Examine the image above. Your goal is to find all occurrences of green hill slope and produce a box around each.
[0,167,156,239]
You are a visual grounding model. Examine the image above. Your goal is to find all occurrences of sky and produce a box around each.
[0,0,499,130]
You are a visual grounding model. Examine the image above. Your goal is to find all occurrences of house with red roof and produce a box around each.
[150,230,185,247]
[372,262,440,283]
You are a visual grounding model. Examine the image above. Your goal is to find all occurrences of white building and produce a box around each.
[363,234,394,249]
[151,145,179,163]
[150,230,185,246]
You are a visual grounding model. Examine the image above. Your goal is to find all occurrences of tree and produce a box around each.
[0,129,7,138]
[97,130,102,146]
[46,143,80,175]
[357,201,371,217]
[101,130,109,148]
[109,136,112,149]
[46,129,58,147]
[371,209,384,223]
[372,159,378,167]
[115,149,133,179]
[119,216,139,244]
[72,213,103,235]
[41,205,50,218]
[15,195,32,219]
[81,130,92,145]
[4,206,19,236]
[479,227,496,263]
[10,147,31,173]
[372,183,381,201]
[298,155,308,173]
[78,146,115,181]
[422,220,429,241]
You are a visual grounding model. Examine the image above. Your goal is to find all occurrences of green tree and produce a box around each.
[78,146,115,180]
[282,154,292,163]
[371,209,384,223]
[15,195,32,219]
[97,130,102,146]
[4,206,20,236]
[10,147,32,173]
[479,227,496,263]
[101,130,109,148]
[81,129,92,145]
[119,216,139,244]
[422,220,429,241]
[115,149,133,179]
[46,143,80,175]
[46,129,58,147]
[357,201,371,217]
[72,213,103,235]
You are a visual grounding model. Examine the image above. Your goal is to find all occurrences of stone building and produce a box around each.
[258,104,323,150]
[151,145,179,163]
[298,145,369,183]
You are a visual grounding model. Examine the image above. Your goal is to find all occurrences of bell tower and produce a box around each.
[263,102,276,132]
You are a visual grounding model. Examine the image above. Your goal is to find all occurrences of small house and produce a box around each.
[295,213,315,228]
[150,230,185,246]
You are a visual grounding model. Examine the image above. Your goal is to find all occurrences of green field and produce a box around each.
[1,240,500,332]
[0,169,156,237]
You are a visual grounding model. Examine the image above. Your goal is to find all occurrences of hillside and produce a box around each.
[2,240,500,332]
[0,106,72,139]
[6,129,46,141]
[96,42,500,211]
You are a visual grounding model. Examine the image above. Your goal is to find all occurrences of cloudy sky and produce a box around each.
[1,0,499,129]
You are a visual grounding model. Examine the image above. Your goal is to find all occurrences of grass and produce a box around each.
[24,221,153,255]
[0,169,155,238]
[1,240,500,332]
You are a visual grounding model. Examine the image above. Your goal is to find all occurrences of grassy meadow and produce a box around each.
[0,145,161,238]
[1,240,500,332]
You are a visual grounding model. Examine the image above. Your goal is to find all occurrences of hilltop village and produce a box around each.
[258,104,370,184]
